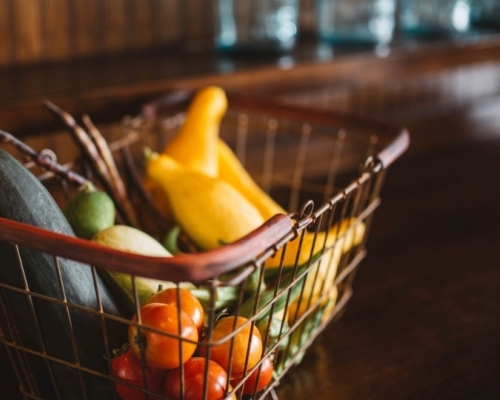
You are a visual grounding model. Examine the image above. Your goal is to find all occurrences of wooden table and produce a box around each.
[276,93,500,400]
[1,35,500,400]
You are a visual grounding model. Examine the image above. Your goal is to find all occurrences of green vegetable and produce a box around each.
[239,265,307,322]
[0,148,127,400]
[64,183,115,239]
[91,224,192,308]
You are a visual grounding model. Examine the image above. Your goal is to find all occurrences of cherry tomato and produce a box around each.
[111,349,165,400]
[200,316,263,379]
[231,356,274,395]
[164,357,236,400]
[147,287,205,334]
[128,303,198,370]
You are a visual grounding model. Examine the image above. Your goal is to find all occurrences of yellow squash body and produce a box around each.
[146,154,265,250]
[217,138,286,220]
[265,218,365,269]
[162,86,228,177]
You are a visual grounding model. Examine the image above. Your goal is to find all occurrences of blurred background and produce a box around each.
[1,1,500,399]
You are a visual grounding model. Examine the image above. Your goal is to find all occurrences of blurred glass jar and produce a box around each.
[400,0,472,37]
[216,0,299,53]
[316,0,396,46]
[470,0,500,30]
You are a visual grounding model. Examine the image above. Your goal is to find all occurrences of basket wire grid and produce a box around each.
[0,92,409,400]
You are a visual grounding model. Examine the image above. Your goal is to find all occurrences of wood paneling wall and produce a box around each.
[0,0,316,67]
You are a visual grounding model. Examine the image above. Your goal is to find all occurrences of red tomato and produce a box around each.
[200,316,263,379]
[128,303,198,370]
[164,357,234,400]
[111,349,165,400]
[147,287,205,334]
[231,356,274,395]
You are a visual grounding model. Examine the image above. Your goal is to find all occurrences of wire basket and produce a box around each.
[0,90,409,400]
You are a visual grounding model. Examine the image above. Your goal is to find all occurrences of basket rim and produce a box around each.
[141,90,410,169]
[0,92,409,284]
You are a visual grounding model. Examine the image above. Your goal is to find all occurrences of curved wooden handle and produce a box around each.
[0,214,293,285]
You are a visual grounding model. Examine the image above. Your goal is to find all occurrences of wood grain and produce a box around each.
[43,0,71,61]
[0,0,310,66]
[12,0,43,63]
[71,0,102,57]
[0,0,11,65]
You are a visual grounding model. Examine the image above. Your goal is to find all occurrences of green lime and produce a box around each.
[65,186,116,239]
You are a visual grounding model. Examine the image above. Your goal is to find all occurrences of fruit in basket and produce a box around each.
[265,218,365,269]
[0,148,127,399]
[128,303,199,370]
[64,183,116,239]
[286,286,339,326]
[231,355,274,395]
[146,287,205,334]
[112,349,166,400]
[145,152,265,250]
[164,357,235,400]
[199,316,263,379]
[217,138,286,220]
[162,85,227,178]
[157,85,284,223]
[92,224,170,255]
[91,224,194,308]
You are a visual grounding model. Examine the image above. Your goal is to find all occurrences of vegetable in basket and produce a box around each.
[128,302,199,370]
[146,287,205,335]
[199,316,263,379]
[0,148,128,400]
[230,355,274,395]
[164,357,236,400]
[90,224,198,309]
[162,85,227,177]
[144,85,227,224]
[111,348,166,400]
[216,137,286,220]
[147,85,286,226]
[145,152,265,250]
[64,182,116,239]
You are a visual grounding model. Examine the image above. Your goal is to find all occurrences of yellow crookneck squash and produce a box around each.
[145,153,265,250]
[162,85,228,178]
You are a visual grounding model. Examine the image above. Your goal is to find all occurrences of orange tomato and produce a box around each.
[231,356,274,395]
[200,316,263,379]
[164,357,231,400]
[147,287,204,334]
[111,349,166,400]
[128,303,198,370]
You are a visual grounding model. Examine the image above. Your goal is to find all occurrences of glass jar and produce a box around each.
[316,0,396,46]
[216,0,299,53]
[400,0,472,37]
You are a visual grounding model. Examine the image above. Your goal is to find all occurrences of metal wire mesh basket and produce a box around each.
[0,90,409,400]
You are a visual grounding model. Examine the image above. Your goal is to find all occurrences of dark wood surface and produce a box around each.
[276,94,500,399]
[2,37,500,399]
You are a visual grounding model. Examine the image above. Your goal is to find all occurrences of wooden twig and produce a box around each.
[0,129,89,187]
[82,114,127,200]
[44,100,139,228]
